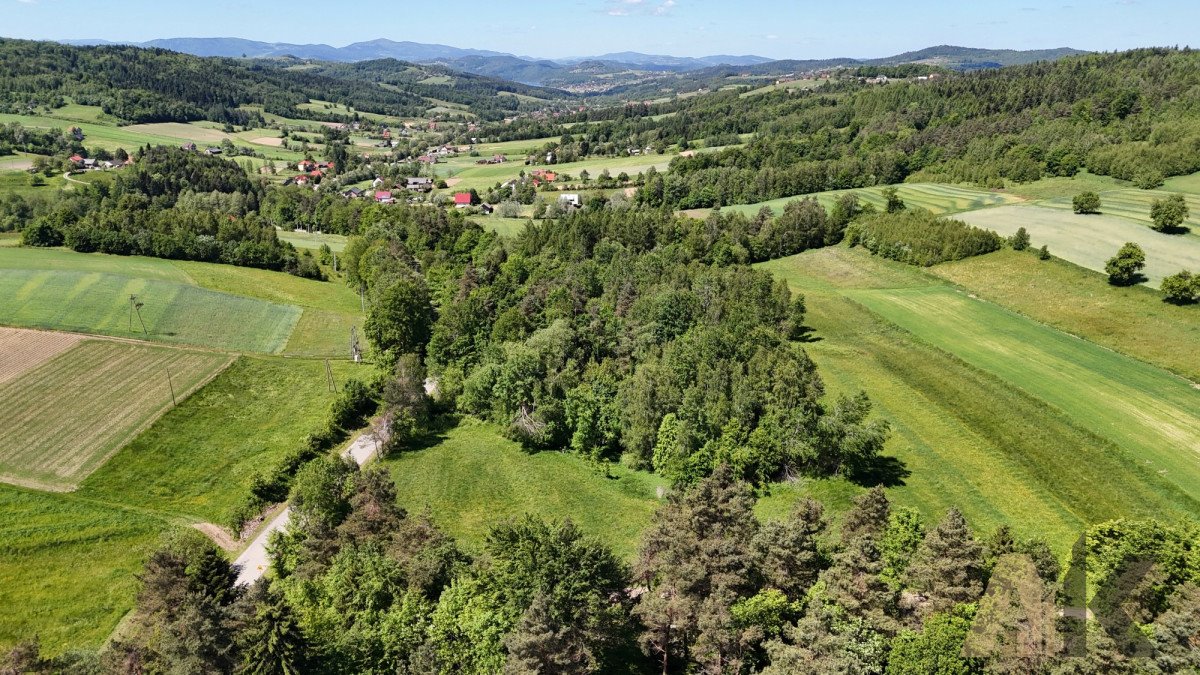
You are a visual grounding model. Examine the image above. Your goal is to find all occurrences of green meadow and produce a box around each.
[757,247,1200,553]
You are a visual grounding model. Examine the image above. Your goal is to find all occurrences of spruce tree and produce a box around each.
[238,590,311,675]
[840,486,891,544]
[753,497,827,599]
[906,508,984,619]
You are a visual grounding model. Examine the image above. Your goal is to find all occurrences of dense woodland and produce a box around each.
[0,39,562,124]
[6,469,1198,674]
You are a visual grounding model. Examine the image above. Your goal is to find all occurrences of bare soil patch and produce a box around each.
[0,328,84,386]
[193,522,237,551]
[444,178,463,187]
[250,137,284,147]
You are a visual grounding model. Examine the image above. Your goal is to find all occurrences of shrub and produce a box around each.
[1105,242,1146,286]
[1160,270,1198,304]
[1038,245,1051,260]
[1009,227,1030,251]
[1073,191,1101,214]
[1150,194,1189,233]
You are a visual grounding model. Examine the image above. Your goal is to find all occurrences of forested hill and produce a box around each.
[0,38,571,124]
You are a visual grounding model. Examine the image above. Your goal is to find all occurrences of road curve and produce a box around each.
[233,432,381,586]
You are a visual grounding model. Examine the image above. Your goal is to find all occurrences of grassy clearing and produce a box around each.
[932,249,1200,382]
[1162,170,1200,195]
[476,216,531,238]
[0,170,68,198]
[77,356,360,523]
[956,204,1200,287]
[739,78,824,98]
[0,485,167,654]
[683,183,1022,220]
[0,339,231,491]
[438,152,673,193]
[0,249,301,353]
[757,247,1200,552]
[385,419,667,560]
[277,230,348,252]
[0,233,19,247]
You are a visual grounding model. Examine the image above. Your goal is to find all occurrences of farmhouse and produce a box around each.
[453,193,473,208]
[406,177,434,192]
[558,193,582,209]
[180,142,197,152]
[375,190,395,204]
[205,147,223,155]
[342,187,364,199]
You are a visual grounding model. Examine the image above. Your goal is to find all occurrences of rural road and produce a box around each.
[62,171,87,185]
[233,431,381,586]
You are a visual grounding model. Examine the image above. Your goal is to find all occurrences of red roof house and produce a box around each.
[453,193,473,207]
[375,191,394,203]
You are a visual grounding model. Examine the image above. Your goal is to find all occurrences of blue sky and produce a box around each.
[4,0,1197,59]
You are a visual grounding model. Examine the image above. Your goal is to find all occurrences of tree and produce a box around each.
[840,486,892,543]
[1009,227,1031,251]
[1147,583,1200,673]
[886,605,979,675]
[882,187,906,213]
[1038,244,1051,260]
[237,589,311,675]
[962,554,1062,674]
[1073,191,1101,214]
[1104,242,1146,286]
[905,508,985,620]
[1160,270,1198,304]
[752,498,827,599]
[1150,193,1189,233]
[364,272,434,361]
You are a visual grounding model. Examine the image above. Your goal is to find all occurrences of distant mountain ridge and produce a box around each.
[58,38,1088,87]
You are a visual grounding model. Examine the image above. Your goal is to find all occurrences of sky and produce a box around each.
[4,0,1197,59]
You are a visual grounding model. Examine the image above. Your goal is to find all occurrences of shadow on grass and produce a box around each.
[793,325,824,343]
[849,455,911,488]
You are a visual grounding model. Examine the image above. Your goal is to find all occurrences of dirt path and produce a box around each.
[233,431,381,585]
[62,172,87,185]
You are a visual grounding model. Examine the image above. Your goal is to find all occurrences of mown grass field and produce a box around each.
[683,183,1023,220]
[757,247,1200,553]
[0,485,167,654]
[1162,170,1200,195]
[277,230,348,252]
[0,336,231,491]
[0,248,361,356]
[932,249,1200,382]
[956,204,1200,287]
[1036,188,1200,236]
[385,419,667,561]
[438,152,674,193]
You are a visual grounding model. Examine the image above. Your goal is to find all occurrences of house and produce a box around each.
[375,191,394,204]
[205,147,223,155]
[68,154,84,166]
[297,160,317,172]
[342,187,364,199]
[372,177,385,189]
[381,128,392,140]
[417,155,437,165]
[480,204,494,215]
[406,177,434,192]
[181,142,197,152]
[294,176,310,186]
[453,193,473,208]
[558,194,582,209]
[81,158,97,170]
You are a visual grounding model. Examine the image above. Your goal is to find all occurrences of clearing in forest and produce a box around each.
[956,204,1200,286]
[0,337,231,491]
[682,183,1023,220]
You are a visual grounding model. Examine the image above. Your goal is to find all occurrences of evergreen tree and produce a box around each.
[752,497,827,599]
[906,508,985,620]
[238,589,311,675]
[964,554,1062,674]
[840,486,892,544]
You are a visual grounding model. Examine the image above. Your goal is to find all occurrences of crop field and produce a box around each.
[682,183,1023,220]
[0,248,360,356]
[437,152,674,193]
[0,485,167,654]
[385,420,667,560]
[0,337,231,491]
[932,249,1200,382]
[0,327,82,385]
[956,204,1200,286]
[757,247,1200,552]
[77,356,359,522]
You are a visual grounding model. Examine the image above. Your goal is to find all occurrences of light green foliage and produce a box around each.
[1073,191,1102,214]
[1160,269,1198,304]
[879,508,925,590]
[1105,241,1146,285]
[1150,193,1190,232]
[886,605,978,675]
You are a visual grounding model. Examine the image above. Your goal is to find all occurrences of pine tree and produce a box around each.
[753,497,827,599]
[963,554,1062,673]
[823,534,898,634]
[840,486,891,544]
[906,508,984,619]
[504,593,593,675]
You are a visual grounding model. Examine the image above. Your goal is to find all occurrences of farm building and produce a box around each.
[453,193,473,208]
[375,191,394,204]
[559,194,582,209]
[406,177,434,192]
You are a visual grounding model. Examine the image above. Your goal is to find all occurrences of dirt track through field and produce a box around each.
[0,328,83,385]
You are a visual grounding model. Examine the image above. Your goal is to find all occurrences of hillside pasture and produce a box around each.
[77,356,359,523]
[0,337,231,490]
[1161,170,1200,195]
[683,183,1023,220]
[277,230,348,252]
[757,247,1200,552]
[932,249,1200,382]
[0,485,166,654]
[956,204,1200,287]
